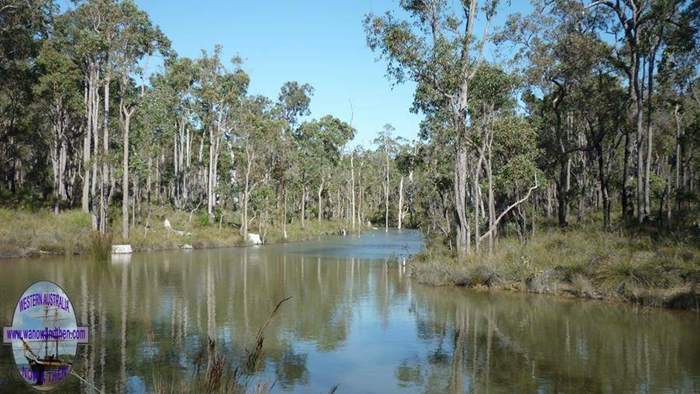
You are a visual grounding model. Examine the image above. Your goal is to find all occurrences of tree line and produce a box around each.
[0,0,418,242]
[365,0,699,255]
[1,0,698,254]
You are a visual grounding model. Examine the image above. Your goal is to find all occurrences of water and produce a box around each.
[0,230,699,393]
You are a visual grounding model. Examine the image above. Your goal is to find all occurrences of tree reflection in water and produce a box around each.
[0,231,697,393]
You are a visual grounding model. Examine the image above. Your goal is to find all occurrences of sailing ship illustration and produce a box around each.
[18,304,73,388]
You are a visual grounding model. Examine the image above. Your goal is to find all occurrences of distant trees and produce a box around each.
[366,0,545,255]
[0,0,697,250]
[374,124,398,232]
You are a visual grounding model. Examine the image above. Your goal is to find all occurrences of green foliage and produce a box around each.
[197,211,210,227]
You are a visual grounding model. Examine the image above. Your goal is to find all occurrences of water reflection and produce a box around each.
[0,230,697,393]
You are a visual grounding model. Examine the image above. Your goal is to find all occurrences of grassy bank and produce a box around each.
[411,224,700,310]
[0,208,349,259]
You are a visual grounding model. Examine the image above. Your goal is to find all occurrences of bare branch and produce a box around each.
[479,175,539,242]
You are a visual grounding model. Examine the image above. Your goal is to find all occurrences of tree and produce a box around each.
[366,0,500,255]
[34,32,82,213]
[235,96,279,239]
[112,0,170,239]
[505,1,610,227]
[374,124,398,232]
[277,81,313,237]
[296,115,355,224]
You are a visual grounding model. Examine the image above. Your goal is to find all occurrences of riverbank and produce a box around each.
[410,224,700,311]
[0,208,350,259]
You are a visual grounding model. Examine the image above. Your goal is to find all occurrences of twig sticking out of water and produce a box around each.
[245,296,292,373]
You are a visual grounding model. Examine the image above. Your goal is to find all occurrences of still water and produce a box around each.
[1,230,699,393]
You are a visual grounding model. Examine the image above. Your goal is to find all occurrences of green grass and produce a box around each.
[0,208,93,258]
[411,222,700,310]
[0,207,353,258]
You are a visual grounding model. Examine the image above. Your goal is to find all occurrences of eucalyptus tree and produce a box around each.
[34,30,83,213]
[576,73,628,229]
[295,115,355,223]
[366,0,500,255]
[656,1,700,216]
[53,0,147,232]
[235,96,280,238]
[194,47,249,221]
[586,0,692,223]
[276,81,313,237]
[112,0,169,238]
[467,64,529,253]
[374,124,399,232]
[156,57,197,208]
[0,0,53,194]
[505,1,609,227]
[395,142,417,230]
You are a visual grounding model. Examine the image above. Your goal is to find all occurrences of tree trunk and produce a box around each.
[301,185,306,228]
[454,145,470,256]
[122,108,133,240]
[207,127,214,220]
[486,147,495,254]
[241,147,253,239]
[596,145,611,231]
[674,105,682,211]
[283,189,288,239]
[318,177,324,223]
[358,162,363,227]
[99,77,111,234]
[557,162,568,228]
[384,154,389,232]
[634,55,645,224]
[398,175,404,230]
[474,149,485,254]
[351,154,356,231]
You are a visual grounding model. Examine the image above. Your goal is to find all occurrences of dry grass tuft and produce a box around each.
[411,224,700,310]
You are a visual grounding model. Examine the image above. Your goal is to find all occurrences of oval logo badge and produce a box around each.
[3,281,89,390]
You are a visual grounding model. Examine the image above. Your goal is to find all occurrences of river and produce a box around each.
[0,230,699,393]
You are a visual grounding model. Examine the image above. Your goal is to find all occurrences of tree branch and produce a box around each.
[479,175,539,242]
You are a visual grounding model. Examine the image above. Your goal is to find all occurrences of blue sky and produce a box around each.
[133,0,423,148]
[65,1,532,148]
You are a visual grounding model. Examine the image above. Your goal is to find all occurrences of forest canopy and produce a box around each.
[0,0,698,256]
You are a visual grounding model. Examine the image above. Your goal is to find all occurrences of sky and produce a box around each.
[66,1,532,148]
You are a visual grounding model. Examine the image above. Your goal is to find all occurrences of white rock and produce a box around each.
[111,254,131,264]
[111,244,133,254]
[247,233,262,245]
[164,218,190,236]
[181,244,193,250]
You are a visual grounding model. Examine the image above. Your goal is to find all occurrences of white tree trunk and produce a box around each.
[398,175,404,230]
[385,155,389,232]
[351,155,356,231]
[318,177,325,223]
[122,108,133,239]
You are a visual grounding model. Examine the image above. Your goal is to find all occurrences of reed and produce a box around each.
[154,296,293,393]
[88,232,112,261]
